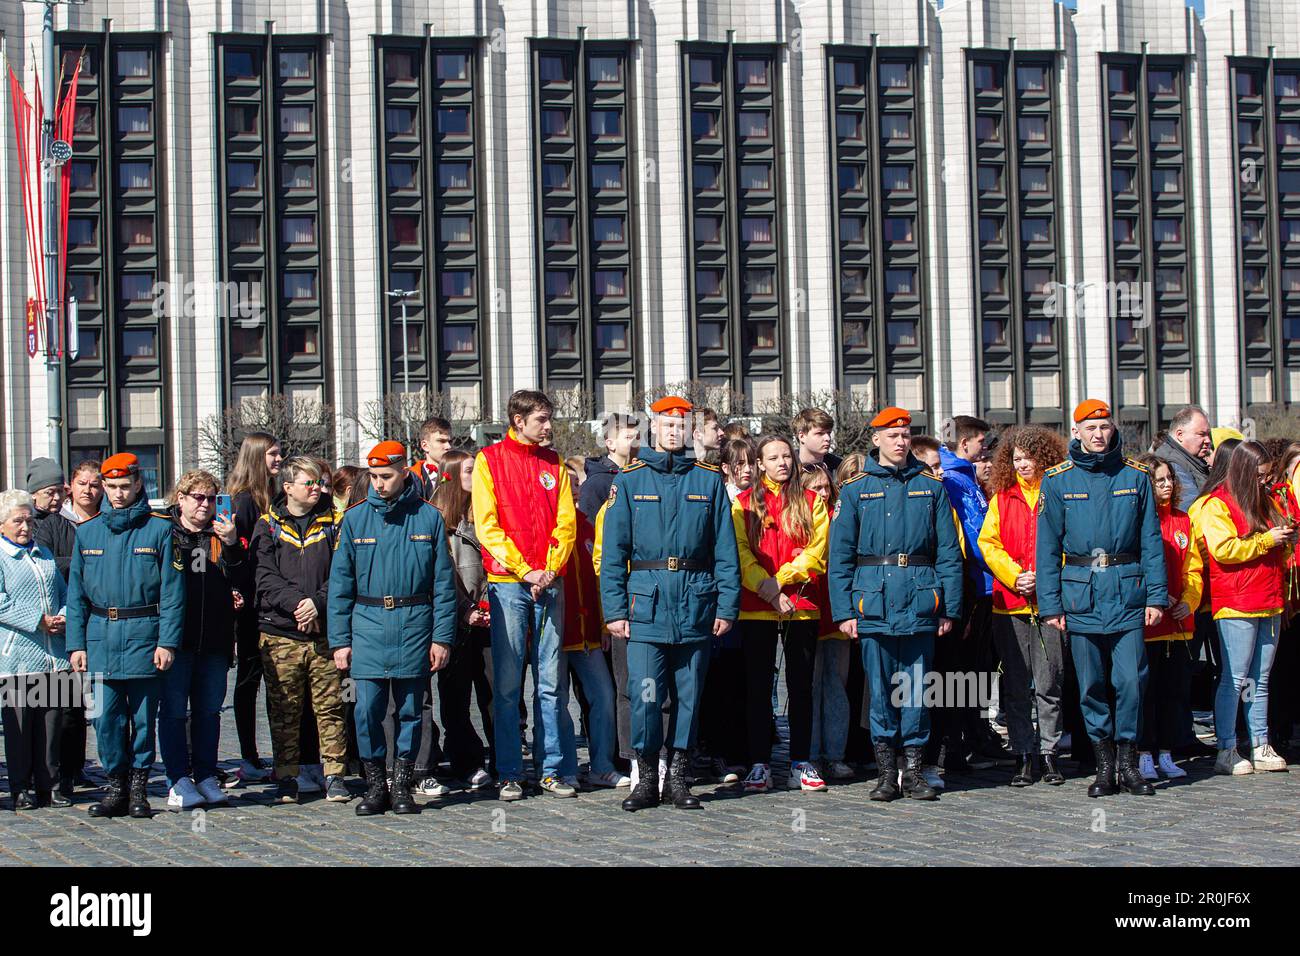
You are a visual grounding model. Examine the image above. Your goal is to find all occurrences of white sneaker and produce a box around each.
[467,768,494,790]
[586,770,631,789]
[743,763,771,792]
[1214,748,1254,775]
[921,765,945,790]
[629,760,639,788]
[166,777,203,810]
[1251,744,1288,772]
[295,770,322,793]
[194,776,229,805]
[1138,752,1159,780]
[414,776,451,796]
[657,754,668,782]
[829,760,855,781]
[789,761,827,791]
[1157,752,1186,779]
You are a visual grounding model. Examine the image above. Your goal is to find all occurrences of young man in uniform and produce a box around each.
[600,395,741,811]
[1036,399,1168,798]
[827,408,964,802]
[66,453,185,818]
[328,441,457,815]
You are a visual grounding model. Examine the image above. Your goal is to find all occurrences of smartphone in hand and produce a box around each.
[216,494,233,524]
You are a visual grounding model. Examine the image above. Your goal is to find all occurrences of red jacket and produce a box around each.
[476,431,569,578]
[1202,488,1285,617]
[1146,504,1200,640]
[989,482,1037,613]
[1269,481,1300,620]
[734,485,822,616]
[563,509,601,651]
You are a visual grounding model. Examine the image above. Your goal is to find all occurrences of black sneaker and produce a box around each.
[274,777,300,804]
[325,775,351,802]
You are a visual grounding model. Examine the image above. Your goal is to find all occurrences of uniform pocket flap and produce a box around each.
[1060,563,1093,584]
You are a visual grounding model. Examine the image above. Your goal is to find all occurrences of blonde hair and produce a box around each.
[835,453,865,486]
[169,469,220,505]
[281,456,322,486]
[746,435,813,550]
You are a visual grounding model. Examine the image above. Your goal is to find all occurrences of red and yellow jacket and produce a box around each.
[1189,487,1286,620]
[1146,502,1203,641]
[978,474,1040,616]
[730,476,829,622]
[562,507,603,652]
[1269,479,1300,620]
[471,429,576,584]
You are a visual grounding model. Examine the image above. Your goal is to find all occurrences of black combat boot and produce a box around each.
[1040,753,1065,785]
[1117,742,1155,796]
[901,746,938,800]
[621,752,660,812]
[390,758,420,814]
[1011,753,1035,787]
[355,760,390,816]
[667,749,701,809]
[88,773,129,818]
[869,742,901,802]
[127,768,152,818]
[1087,739,1118,798]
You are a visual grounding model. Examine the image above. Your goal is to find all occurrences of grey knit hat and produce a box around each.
[24,457,65,494]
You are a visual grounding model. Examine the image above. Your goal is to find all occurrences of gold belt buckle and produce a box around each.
[1096,554,1111,568]
[897,553,909,568]
[107,607,119,621]
[667,556,680,572]
[383,595,395,610]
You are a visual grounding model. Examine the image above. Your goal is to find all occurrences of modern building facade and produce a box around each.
[0,0,1296,490]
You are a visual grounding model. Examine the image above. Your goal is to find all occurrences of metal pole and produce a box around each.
[42,0,63,468]
[400,295,410,394]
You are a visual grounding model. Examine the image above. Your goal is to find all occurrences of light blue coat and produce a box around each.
[0,536,69,676]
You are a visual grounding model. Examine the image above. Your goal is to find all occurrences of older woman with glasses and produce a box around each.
[0,489,70,810]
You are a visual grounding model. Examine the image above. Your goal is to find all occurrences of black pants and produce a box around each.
[3,702,63,794]
[699,644,746,765]
[1140,639,1192,752]
[233,610,264,763]
[611,634,671,759]
[1268,616,1297,746]
[845,640,872,763]
[59,700,87,783]
[742,619,817,765]
[1188,611,1220,714]
[437,626,494,778]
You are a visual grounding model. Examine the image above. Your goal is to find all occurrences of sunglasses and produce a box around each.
[184,493,218,505]
[292,479,327,488]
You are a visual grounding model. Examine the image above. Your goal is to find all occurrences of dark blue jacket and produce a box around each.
[939,446,993,597]
[828,451,964,636]
[1035,435,1168,634]
[327,477,457,679]
[599,448,740,645]
[65,495,185,679]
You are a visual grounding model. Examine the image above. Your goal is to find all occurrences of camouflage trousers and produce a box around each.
[258,632,348,778]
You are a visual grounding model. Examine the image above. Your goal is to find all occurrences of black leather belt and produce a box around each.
[1063,553,1138,568]
[856,554,933,568]
[629,558,708,572]
[89,603,158,621]
[356,594,432,609]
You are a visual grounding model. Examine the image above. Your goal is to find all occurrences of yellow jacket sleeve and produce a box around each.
[1180,532,1205,613]
[954,509,967,560]
[548,465,577,573]
[775,495,829,587]
[592,500,607,578]
[731,499,771,594]
[470,452,532,579]
[1197,497,1276,565]
[978,495,1022,590]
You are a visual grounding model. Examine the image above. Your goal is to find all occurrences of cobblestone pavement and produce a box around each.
[1,677,1297,866]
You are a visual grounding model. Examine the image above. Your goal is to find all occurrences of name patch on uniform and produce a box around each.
[1063,493,1089,500]
[685,494,710,502]
[859,492,885,500]
[132,547,157,555]
[907,489,933,498]
[352,537,376,545]
[633,494,660,502]
[409,534,433,542]
[1112,488,1138,497]
[80,548,103,556]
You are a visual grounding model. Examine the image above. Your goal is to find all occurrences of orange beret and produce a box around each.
[871,406,912,429]
[1073,399,1112,423]
[366,440,408,467]
[100,453,139,479]
[650,396,694,418]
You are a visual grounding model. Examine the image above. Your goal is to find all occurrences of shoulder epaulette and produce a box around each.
[345,499,368,512]
[1124,457,1150,474]
[920,471,944,482]
[621,461,647,472]
[1043,461,1073,478]
[840,472,869,487]
[693,460,721,473]
[80,512,103,524]
[150,511,172,521]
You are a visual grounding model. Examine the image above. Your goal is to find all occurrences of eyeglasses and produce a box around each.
[184,493,217,505]
[293,479,326,488]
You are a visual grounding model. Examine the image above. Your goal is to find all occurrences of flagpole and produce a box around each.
[41,0,62,469]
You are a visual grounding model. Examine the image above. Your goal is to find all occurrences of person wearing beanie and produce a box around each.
[1035,400,1169,799]
[26,458,77,582]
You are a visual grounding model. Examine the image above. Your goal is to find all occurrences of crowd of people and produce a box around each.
[0,391,1295,816]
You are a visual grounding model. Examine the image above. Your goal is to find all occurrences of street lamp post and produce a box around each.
[385,288,415,394]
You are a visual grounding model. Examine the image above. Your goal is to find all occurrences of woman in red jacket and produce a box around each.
[1190,441,1295,775]
[1133,454,1203,781]
[731,435,830,793]
[1266,440,1300,756]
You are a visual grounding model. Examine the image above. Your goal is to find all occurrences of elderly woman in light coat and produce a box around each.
[0,489,70,810]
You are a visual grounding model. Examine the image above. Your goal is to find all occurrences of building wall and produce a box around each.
[1,0,1297,485]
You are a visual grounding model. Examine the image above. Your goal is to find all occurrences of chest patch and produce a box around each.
[353,537,376,545]
[1174,530,1189,550]
[859,491,885,500]
[133,547,157,556]
[1112,488,1138,497]
[833,499,842,520]
[409,534,433,542]
[908,489,933,498]
[1063,493,1089,501]
[633,494,660,502]
[539,472,557,491]
[685,494,710,502]
[80,548,104,556]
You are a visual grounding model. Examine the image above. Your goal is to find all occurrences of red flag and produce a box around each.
[8,67,44,319]
[25,298,39,359]
[55,56,81,358]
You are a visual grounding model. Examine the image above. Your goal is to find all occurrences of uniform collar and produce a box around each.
[864,449,924,480]
[637,447,695,475]
[1069,433,1124,472]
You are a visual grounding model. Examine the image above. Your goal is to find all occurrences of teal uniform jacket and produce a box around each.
[65,495,185,679]
[327,477,457,679]
[827,451,964,636]
[599,448,741,645]
[1035,435,1168,635]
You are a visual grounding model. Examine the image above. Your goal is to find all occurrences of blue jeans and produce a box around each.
[562,648,617,777]
[355,677,425,762]
[488,582,567,781]
[158,651,229,786]
[1214,616,1279,750]
[811,639,850,761]
[94,677,160,775]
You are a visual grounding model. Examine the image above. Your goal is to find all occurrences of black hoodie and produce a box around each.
[250,496,341,639]
[578,455,621,520]
[170,509,250,662]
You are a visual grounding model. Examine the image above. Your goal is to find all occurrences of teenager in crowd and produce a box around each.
[1189,441,1293,775]
[721,437,756,501]
[733,434,830,792]
[578,414,641,521]
[804,466,853,781]
[978,426,1069,787]
[721,421,751,443]
[332,466,363,514]
[793,408,842,473]
[224,431,283,786]
[693,407,723,463]
[1265,440,1300,757]
[1133,454,1202,781]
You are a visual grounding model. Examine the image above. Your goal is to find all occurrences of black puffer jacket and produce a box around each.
[251,497,341,640]
[171,510,250,662]
[32,508,77,580]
